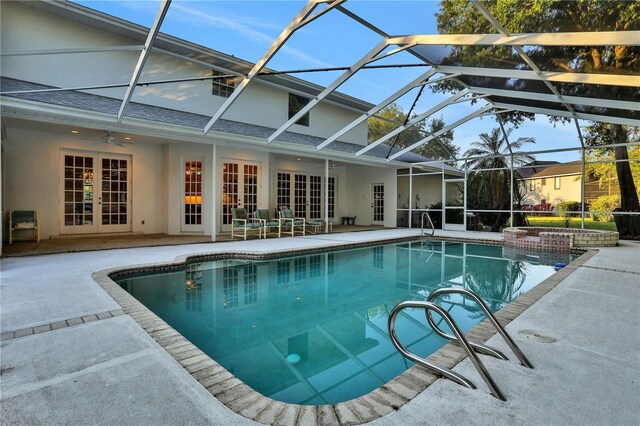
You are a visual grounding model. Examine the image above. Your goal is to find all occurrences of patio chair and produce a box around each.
[255,209,281,238]
[231,207,262,240]
[278,206,305,236]
[9,210,40,244]
[306,218,332,234]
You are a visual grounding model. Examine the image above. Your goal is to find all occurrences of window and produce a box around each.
[554,177,561,189]
[528,180,535,191]
[211,70,235,98]
[288,93,310,126]
[541,178,547,186]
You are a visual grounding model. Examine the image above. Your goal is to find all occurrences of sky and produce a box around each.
[73,0,583,162]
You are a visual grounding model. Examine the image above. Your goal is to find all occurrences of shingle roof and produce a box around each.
[516,160,560,179]
[1,77,453,168]
[527,161,582,179]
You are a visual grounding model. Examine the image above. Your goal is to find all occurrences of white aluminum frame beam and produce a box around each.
[470,0,577,117]
[202,0,340,134]
[387,104,493,161]
[117,0,171,122]
[491,102,640,127]
[356,89,469,157]
[267,40,403,144]
[468,86,639,111]
[316,69,462,151]
[435,65,640,87]
[387,31,640,47]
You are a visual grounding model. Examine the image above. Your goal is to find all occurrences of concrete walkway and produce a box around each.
[1,229,638,425]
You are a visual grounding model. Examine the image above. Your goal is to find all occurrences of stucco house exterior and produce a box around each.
[0,0,458,244]
[521,160,619,207]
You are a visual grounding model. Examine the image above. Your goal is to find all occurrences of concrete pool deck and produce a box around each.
[1,229,638,425]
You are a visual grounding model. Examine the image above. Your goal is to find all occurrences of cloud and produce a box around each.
[170,3,335,68]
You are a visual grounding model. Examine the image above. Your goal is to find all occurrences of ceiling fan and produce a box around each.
[79,131,133,147]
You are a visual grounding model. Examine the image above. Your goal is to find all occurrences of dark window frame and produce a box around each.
[288,93,310,127]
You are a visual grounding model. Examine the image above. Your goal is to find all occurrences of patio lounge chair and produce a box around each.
[231,207,262,240]
[9,210,39,244]
[255,209,281,238]
[278,206,305,236]
[306,218,332,234]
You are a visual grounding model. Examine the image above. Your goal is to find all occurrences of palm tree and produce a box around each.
[464,128,535,231]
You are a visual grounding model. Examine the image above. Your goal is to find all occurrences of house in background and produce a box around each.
[521,161,619,207]
[0,0,454,245]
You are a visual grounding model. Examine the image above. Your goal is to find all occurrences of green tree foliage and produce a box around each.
[464,128,535,231]
[590,195,621,222]
[434,0,640,236]
[585,124,640,193]
[368,103,460,162]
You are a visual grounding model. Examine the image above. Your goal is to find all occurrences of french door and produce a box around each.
[182,159,203,232]
[221,160,260,231]
[371,183,384,225]
[60,151,132,234]
[277,171,335,220]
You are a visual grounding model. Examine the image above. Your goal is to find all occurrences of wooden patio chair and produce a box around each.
[255,209,281,238]
[231,207,262,240]
[9,210,40,244]
[278,206,305,236]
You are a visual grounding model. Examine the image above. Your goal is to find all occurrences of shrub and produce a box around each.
[590,195,620,222]
[556,200,581,227]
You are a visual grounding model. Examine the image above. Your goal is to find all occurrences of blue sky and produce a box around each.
[74,0,582,162]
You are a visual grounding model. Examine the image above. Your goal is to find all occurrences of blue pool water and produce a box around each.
[116,241,575,405]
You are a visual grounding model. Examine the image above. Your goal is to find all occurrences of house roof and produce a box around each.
[527,161,582,179]
[18,0,375,115]
[516,160,560,179]
[1,77,461,171]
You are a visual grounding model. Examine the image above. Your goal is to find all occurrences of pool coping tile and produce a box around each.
[90,236,596,425]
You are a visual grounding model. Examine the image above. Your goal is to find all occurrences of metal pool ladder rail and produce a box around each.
[421,211,435,236]
[387,287,533,401]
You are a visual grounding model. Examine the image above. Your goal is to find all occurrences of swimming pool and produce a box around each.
[116,240,575,405]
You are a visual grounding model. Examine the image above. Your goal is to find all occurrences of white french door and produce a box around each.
[277,171,335,220]
[182,159,203,232]
[60,150,132,234]
[371,183,384,225]
[221,160,260,232]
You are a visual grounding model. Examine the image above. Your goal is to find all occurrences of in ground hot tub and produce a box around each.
[503,227,619,252]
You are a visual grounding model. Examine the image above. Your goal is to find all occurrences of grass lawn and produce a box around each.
[526,216,617,231]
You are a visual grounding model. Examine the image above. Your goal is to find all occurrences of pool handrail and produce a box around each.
[421,211,435,236]
[427,287,534,369]
[388,300,507,401]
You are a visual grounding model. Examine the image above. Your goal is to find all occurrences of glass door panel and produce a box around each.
[183,160,203,231]
[372,183,384,225]
[309,175,322,219]
[221,160,260,231]
[294,174,307,218]
[444,179,465,231]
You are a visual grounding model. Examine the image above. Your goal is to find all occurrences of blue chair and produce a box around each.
[306,218,332,234]
[231,208,262,240]
[9,210,40,244]
[278,206,305,236]
[255,209,281,238]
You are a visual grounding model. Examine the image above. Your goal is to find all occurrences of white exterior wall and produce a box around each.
[0,2,368,145]
[2,126,166,240]
[345,165,398,227]
[524,174,582,205]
